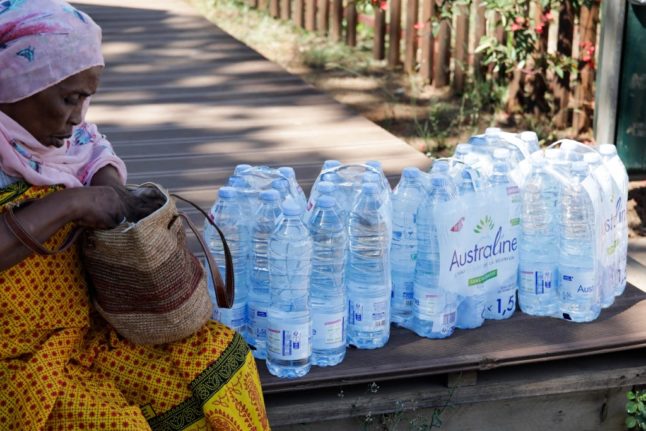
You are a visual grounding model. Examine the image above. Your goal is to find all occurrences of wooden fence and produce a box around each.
[240,0,601,133]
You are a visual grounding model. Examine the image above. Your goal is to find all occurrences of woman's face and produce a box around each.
[0,66,103,148]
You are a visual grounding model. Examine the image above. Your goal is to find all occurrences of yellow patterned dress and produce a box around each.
[0,184,270,431]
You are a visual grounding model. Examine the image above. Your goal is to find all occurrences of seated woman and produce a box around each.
[0,1,270,429]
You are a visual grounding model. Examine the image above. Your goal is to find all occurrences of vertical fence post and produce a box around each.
[280,0,291,20]
[472,0,487,80]
[330,0,343,41]
[404,0,419,73]
[270,0,280,18]
[317,0,330,33]
[306,0,316,31]
[553,0,574,129]
[530,0,550,114]
[346,0,358,46]
[419,0,434,82]
[259,0,269,12]
[374,5,387,60]
[573,0,600,133]
[433,0,451,87]
[453,3,469,94]
[294,0,305,27]
[388,0,402,67]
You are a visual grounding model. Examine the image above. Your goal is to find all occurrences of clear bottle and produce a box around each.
[519,131,540,153]
[205,186,249,336]
[519,157,560,316]
[483,149,520,320]
[271,177,290,202]
[322,160,342,171]
[599,144,629,297]
[453,143,472,160]
[584,152,619,309]
[558,161,600,322]
[308,195,347,366]
[455,168,487,329]
[412,176,458,338]
[234,163,252,176]
[266,200,313,378]
[390,167,425,327]
[248,189,282,359]
[279,166,308,210]
[347,182,391,348]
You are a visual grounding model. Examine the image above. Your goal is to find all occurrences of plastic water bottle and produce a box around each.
[205,187,249,335]
[518,156,560,316]
[266,200,313,378]
[347,182,391,349]
[322,160,341,170]
[390,167,425,327]
[248,189,282,359]
[272,178,290,202]
[454,143,472,160]
[599,144,629,297]
[234,163,252,176]
[279,166,307,210]
[519,131,540,153]
[309,195,347,366]
[412,176,458,338]
[558,161,600,322]
[584,152,619,308]
[455,168,487,329]
[483,149,520,320]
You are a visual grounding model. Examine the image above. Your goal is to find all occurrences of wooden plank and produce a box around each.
[404,0,419,73]
[317,0,329,34]
[387,0,402,67]
[280,0,290,20]
[294,0,305,27]
[305,0,316,31]
[452,3,469,94]
[573,1,600,133]
[419,0,434,82]
[270,0,280,18]
[345,1,357,46]
[433,0,451,88]
[373,5,386,60]
[553,0,574,128]
[472,0,487,80]
[329,0,343,41]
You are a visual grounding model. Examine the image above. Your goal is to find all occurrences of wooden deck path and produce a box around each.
[75,1,646,429]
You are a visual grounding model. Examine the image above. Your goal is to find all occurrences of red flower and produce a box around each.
[535,23,544,34]
[515,16,525,25]
[413,21,424,30]
[511,23,522,31]
[543,11,554,21]
[380,1,388,10]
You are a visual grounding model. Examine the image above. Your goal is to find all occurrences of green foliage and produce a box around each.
[626,390,646,430]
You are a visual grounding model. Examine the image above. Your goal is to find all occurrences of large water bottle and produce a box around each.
[599,144,629,297]
[518,156,560,316]
[412,176,458,338]
[483,149,520,320]
[248,189,283,359]
[205,186,249,335]
[455,168,487,329]
[584,152,619,308]
[558,161,600,322]
[279,166,307,210]
[347,182,391,349]
[266,200,313,378]
[308,195,347,366]
[390,167,425,327]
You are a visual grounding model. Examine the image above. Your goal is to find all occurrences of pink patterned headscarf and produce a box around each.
[0,0,126,188]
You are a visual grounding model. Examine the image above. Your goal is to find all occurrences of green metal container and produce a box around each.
[616,1,646,173]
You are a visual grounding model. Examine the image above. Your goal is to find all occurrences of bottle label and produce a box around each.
[560,270,596,301]
[213,304,247,332]
[484,282,517,319]
[348,298,388,331]
[312,311,345,349]
[248,303,268,341]
[519,265,555,295]
[267,321,311,360]
[414,288,446,316]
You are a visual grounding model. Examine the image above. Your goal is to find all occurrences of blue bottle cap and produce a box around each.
[282,199,303,216]
[323,160,341,169]
[234,164,252,175]
[468,135,487,146]
[218,186,236,198]
[402,167,420,179]
[278,167,295,179]
[430,176,448,187]
[363,172,380,183]
[272,178,288,190]
[228,175,247,188]
[431,160,449,172]
[366,160,382,170]
[318,181,336,194]
[260,189,280,202]
[317,195,336,208]
[362,182,379,194]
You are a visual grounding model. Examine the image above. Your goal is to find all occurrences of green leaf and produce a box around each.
[626,416,637,429]
[554,66,564,79]
[627,401,638,414]
[628,391,636,400]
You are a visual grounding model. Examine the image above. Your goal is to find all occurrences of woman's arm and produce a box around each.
[0,186,129,271]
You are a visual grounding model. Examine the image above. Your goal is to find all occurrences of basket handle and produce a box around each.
[172,194,235,309]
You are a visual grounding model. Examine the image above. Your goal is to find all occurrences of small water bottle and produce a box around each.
[266,200,313,378]
[205,187,249,335]
[248,189,283,359]
[413,176,458,338]
[454,143,472,160]
[309,195,347,366]
[234,163,252,176]
[518,156,560,316]
[347,182,391,349]
[390,167,425,327]
[599,144,629,297]
[322,160,342,170]
[519,131,540,153]
[558,161,600,322]
[483,149,520,320]
[279,166,307,210]
[272,177,290,202]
